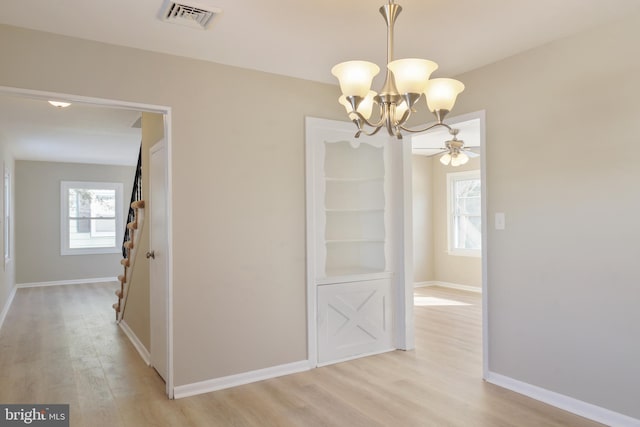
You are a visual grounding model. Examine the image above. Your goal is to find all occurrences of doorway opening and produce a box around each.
[408,110,488,377]
[0,85,175,398]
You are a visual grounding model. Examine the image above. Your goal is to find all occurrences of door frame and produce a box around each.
[0,85,175,398]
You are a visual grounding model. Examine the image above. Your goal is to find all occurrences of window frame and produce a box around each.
[60,180,124,256]
[446,170,482,258]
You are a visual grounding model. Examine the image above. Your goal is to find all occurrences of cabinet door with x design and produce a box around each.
[317,278,392,365]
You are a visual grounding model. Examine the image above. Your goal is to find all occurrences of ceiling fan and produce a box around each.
[413,129,479,166]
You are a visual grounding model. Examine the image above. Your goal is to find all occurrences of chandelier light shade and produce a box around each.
[332,0,465,139]
[424,78,466,113]
[339,91,377,120]
[331,61,381,98]
[387,58,438,95]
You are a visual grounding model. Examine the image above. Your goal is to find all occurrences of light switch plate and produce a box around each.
[495,212,505,230]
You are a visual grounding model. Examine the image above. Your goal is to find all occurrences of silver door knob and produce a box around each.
[146,250,155,259]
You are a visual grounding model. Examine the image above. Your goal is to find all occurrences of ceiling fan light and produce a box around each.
[331,60,380,98]
[439,153,452,165]
[458,151,470,165]
[450,154,462,167]
[424,78,465,112]
[387,58,438,95]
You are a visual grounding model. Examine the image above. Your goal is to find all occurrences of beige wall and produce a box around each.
[0,138,15,319]
[432,157,482,288]
[122,112,164,351]
[14,160,135,283]
[411,155,434,283]
[0,24,344,386]
[454,11,640,419]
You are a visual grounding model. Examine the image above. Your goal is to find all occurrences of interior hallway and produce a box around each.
[0,283,602,426]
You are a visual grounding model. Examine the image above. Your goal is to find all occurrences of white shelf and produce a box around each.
[325,208,384,213]
[325,239,385,244]
[317,269,392,285]
[325,177,384,183]
[317,138,388,279]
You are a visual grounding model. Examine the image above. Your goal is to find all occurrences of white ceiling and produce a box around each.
[0,94,141,166]
[1,0,639,165]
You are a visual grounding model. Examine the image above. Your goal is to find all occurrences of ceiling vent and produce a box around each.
[160,0,221,30]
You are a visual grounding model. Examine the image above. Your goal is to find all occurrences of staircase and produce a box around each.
[113,147,144,321]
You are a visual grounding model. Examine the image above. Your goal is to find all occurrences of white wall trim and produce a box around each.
[119,320,151,366]
[414,281,435,288]
[16,277,118,288]
[486,372,640,427]
[416,281,482,293]
[173,360,310,399]
[0,285,17,331]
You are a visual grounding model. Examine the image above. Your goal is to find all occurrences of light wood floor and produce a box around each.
[0,284,602,427]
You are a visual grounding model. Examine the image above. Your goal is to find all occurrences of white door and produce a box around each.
[149,139,168,382]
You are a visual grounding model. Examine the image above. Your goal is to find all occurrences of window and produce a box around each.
[61,181,123,255]
[447,170,481,257]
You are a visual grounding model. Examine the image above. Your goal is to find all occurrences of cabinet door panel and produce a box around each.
[317,279,393,364]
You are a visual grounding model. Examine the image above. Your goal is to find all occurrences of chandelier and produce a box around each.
[331,0,465,140]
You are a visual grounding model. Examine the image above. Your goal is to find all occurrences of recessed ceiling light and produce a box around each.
[48,100,71,108]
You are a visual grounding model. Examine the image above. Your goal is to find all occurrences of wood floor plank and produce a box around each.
[0,283,605,426]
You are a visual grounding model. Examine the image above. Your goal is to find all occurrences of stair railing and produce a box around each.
[123,146,142,258]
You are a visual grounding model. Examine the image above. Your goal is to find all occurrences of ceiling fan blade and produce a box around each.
[464,150,480,158]
[412,148,447,158]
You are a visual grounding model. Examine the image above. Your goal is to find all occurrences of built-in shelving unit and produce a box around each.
[321,140,388,280]
[306,117,397,365]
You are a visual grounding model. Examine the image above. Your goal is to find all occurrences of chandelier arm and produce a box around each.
[399,122,453,134]
[358,125,384,137]
[350,110,387,129]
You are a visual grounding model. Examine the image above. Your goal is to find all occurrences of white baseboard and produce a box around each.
[416,280,482,293]
[17,277,118,288]
[118,320,151,366]
[413,281,434,288]
[486,372,640,427]
[0,285,17,332]
[173,360,310,399]
[316,347,395,368]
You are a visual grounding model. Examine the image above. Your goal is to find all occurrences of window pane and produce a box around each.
[450,174,481,253]
[67,187,117,250]
[454,215,481,250]
[69,218,116,249]
[457,196,481,216]
[455,179,481,198]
